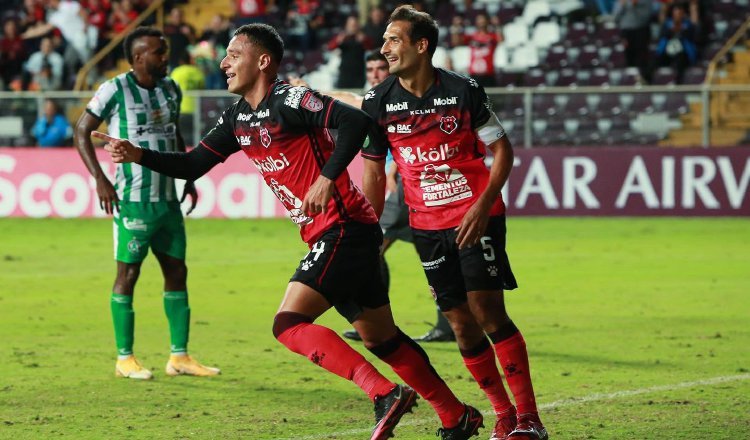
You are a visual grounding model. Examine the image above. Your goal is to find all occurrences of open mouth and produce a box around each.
[226,73,236,84]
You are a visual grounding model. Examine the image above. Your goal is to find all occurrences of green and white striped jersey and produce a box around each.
[87,71,183,202]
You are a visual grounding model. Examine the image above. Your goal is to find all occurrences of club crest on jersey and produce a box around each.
[439,116,458,134]
[301,92,324,112]
[260,128,272,148]
[364,90,376,100]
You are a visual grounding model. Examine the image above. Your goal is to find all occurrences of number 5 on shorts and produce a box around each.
[480,237,495,261]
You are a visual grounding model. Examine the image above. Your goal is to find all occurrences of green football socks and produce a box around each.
[110,293,135,356]
[163,290,190,354]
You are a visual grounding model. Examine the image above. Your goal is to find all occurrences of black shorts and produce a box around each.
[380,175,413,243]
[290,221,389,322]
[412,216,518,311]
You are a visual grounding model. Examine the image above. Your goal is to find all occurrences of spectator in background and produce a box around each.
[18,0,46,33]
[32,99,71,147]
[24,36,64,90]
[0,19,27,91]
[283,0,321,52]
[328,15,372,89]
[654,2,697,83]
[170,49,205,138]
[164,7,196,70]
[362,5,387,45]
[200,13,231,51]
[613,0,654,81]
[448,15,466,48]
[22,0,98,88]
[82,0,111,35]
[110,0,139,36]
[466,12,499,87]
[232,0,272,26]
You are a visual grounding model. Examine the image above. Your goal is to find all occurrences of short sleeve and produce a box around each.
[466,77,493,129]
[86,80,118,121]
[360,91,389,160]
[274,86,336,130]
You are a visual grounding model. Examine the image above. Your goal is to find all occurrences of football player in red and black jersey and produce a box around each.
[361,6,548,440]
[99,23,482,440]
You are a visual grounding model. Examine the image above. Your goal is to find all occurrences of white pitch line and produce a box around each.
[280,373,750,440]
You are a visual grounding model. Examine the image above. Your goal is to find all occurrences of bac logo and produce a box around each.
[439,116,458,134]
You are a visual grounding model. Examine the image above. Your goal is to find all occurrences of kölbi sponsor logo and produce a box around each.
[386,102,408,112]
[400,143,459,164]
[253,153,290,173]
[433,96,458,106]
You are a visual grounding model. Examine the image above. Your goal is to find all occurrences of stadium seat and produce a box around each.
[564,94,589,115]
[566,22,590,46]
[433,46,451,69]
[450,46,471,74]
[532,94,557,116]
[493,45,510,70]
[509,43,540,69]
[575,69,592,86]
[652,67,677,86]
[521,0,552,27]
[497,6,523,25]
[682,66,706,85]
[576,45,600,68]
[545,45,569,68]
[555,68,577,86]
[620,67,642,85]
[630,93,654,113]
[663,93,689,115]
[531,21,561,49]
[502,20,530,48]
[589,68,611,86]
[523,69,546,87]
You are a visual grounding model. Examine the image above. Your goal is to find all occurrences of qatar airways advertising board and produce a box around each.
[0,147,747,218]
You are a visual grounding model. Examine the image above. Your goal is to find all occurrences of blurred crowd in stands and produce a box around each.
[0,0,735,93]
[0,0,745,148]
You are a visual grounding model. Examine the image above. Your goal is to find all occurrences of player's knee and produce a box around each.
[167,262,188,284]
[272,311,313,340]
[119,264,141,285]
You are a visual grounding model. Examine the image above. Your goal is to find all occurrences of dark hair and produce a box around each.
[123,27,164,64]
[365,50,387,63]
[388,4,439,55]
[233,23,284,65]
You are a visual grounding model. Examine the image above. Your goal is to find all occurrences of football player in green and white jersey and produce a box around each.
[75,27,218,380]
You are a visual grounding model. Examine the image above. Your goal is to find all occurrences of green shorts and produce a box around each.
[113,201,186,263]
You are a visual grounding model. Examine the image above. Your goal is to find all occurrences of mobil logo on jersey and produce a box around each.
[386,101,409,112]
[433,96,458,106]
[398,143,459,164]
[253,152,290,174]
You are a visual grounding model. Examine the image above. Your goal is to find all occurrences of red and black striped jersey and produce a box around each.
[201,79,378,245]
[361,68,506,230]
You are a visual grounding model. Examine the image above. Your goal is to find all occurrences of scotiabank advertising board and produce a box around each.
[0,147,748,217]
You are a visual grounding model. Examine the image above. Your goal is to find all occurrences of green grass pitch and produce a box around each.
[1,217,748,439]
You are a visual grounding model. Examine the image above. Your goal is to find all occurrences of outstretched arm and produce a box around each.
[95,132,223,181]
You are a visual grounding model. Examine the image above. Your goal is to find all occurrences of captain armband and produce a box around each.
[475,113,506,145]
